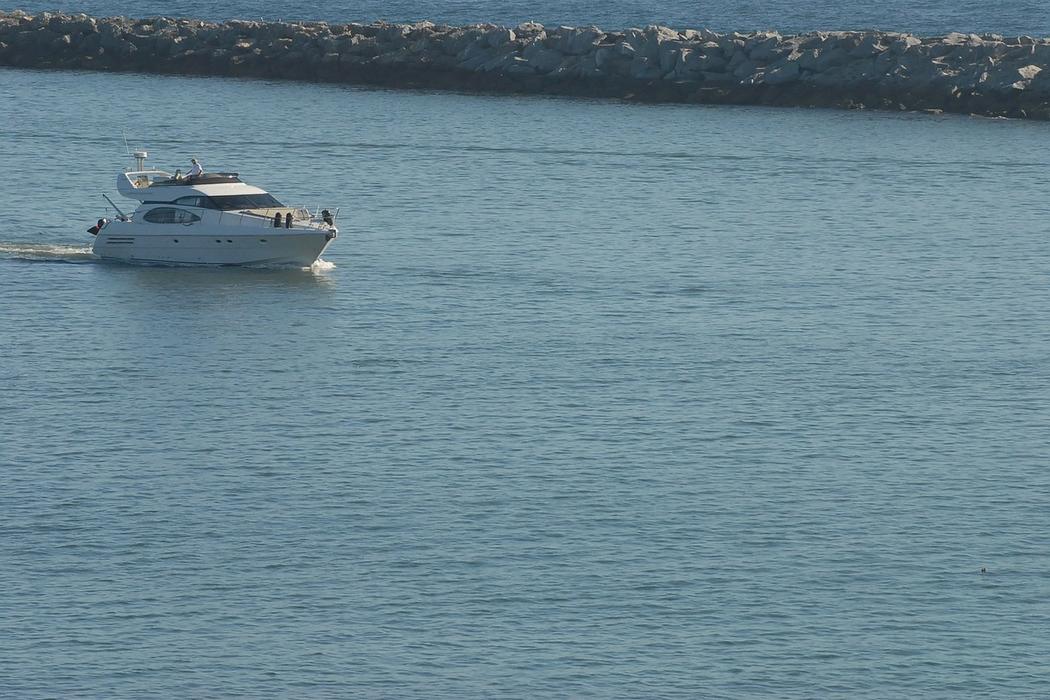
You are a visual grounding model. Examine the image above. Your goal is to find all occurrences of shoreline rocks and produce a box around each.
[3,11,1050,119]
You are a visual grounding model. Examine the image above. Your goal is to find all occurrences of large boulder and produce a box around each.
[645,25,680,43]
[522,42,565,72]
[516,21,544,35]
[485,26,515,47]
[763,62,800,84]
[458,46,495,70]
[745,32,782,63]
[374,23,410,44]
[1017,64,1043,80]
[692,50,727,72]
[1010,64,1044,90]
[732,58,757,80]
[629,54,663,80]
[554,26,604,55]
[658,41,687,72]
[621,28,655,59]
[594,45,619,70]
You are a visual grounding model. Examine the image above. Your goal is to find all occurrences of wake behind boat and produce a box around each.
[88,151,339,266]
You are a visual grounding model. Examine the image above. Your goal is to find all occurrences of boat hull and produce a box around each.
[92,224,335,267]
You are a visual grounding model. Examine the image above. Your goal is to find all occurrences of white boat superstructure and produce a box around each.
[89,151,338,266]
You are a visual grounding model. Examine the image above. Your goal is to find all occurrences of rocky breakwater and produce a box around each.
[4,11,1050,119]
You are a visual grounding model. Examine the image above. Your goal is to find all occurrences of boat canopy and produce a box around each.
[117,170,273,202]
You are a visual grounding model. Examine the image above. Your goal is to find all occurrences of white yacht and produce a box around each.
[89,151,338,266]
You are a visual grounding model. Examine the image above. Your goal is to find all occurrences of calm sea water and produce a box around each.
[3,30,1050,699]
[9,0,1050,36]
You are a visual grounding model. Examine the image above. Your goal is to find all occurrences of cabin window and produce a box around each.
[209,194,284,210]
[172,195,219,209]
[143,207,201,224]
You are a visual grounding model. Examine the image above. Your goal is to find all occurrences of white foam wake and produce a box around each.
[0,242,97,263]
[311,258,336,272]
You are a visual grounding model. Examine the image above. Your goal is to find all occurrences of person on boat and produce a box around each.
[186,158,203,179]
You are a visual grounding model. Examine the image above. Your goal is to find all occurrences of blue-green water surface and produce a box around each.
[2,67,1050,697]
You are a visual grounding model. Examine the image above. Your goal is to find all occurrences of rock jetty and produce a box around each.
[4,11,1050,119]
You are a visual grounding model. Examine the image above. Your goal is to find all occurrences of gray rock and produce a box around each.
[690,51,727,73]
[505,57,536,74]
[408,20,435,36]
[99,31,130,54]
[477,50,517,72]
[850,34,887,58]
[645,25,680,44]
[746,33,782,62]
[522,42,565,72]
[317,35,340,53]
[561,26,604,55]
[28,11,51,30]
[549,55,579,76]
[346,35,378,56]
[622,28,655,60]
[485,27,515,48]
[659,42,686,72]
[457,38,490,62]
[673,50,700,79]
[375,48,411,66]
[516,21,545,35]
[1017,64,1042,80]
[629,55,663,80]
[732,59,757,79]
[408,37,431,53]
[458,50,493,71]
[73,15,97,35]
[680,28,720,43]
[1027,70,1050,96]
[594,45,617,70]
[573,52,599,77]
[726,48,748,71]
[763,62,800,84]
[1031,44,1050,61]
[889,36,922,53]
[812,46,850,70]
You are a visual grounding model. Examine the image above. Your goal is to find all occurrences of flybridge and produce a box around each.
[117,169,270,201]
[117,150,252,199]
[116,153,271,203]
[150,173,243,186]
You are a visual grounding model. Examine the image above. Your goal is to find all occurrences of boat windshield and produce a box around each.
[209,194,284,210]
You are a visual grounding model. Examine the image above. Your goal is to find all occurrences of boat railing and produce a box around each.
[216,206,341,229]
